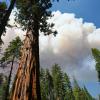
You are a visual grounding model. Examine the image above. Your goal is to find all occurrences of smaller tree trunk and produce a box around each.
[5,55,15,100]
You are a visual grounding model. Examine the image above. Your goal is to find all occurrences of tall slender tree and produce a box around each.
[45,69,54,100]
[51,64,65,100]
[40,68,47,100]
[0,36,22,100]
[40,68,54,100]
[0,74,7,100]
[63,73,75,100]
[73,78,82,100]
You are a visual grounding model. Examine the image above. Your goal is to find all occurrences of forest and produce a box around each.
[0,0,100,100]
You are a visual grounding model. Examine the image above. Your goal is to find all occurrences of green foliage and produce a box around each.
[40,68,54,100]
[83,86,93,100]
[15,0,60,36]
[73,78,82,100]
[5,36,22,58]
[92,48,100,82]
[63,73,74,100]
[40,65,94,100]
[45,69,54,100]
[73,79,94,100]
[51,64,65,100]
[0,74,7,100]
[0,2,7,10]
[0,36,22,100]
[40,68,47,100]
[0,36,22,64]
[40,64,66,100]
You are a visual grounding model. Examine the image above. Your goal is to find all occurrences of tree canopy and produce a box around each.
[15,0,59,37]
[0,36,22,65]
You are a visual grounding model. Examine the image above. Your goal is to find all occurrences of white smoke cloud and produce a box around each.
[40,11,100,81]
[88,28,100,49]
[1,11,100,82]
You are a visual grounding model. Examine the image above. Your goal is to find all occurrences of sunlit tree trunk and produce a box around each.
[11,30,41,100]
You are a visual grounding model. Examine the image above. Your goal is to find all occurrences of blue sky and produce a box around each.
[79,81,100,98]
[52,0,100,28]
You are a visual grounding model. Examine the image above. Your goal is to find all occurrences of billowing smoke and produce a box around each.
[40,11,100,81]
[1,11,100,82]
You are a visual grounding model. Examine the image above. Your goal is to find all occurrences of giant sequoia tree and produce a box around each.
[10,0,61,100]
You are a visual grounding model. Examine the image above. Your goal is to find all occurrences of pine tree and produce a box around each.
[45,69,54,100]
[0,36,22,100]
[40,68,54,100]
[51,64,65,100]
[73,79,94,100]
[40,68,47,100]
[40,66,94,100]
[0,74,7,100]
[92,48,100,82]
[63,73,75,100]
[73,78,82,100]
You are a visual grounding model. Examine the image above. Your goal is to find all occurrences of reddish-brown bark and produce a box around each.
[11,31,41,100]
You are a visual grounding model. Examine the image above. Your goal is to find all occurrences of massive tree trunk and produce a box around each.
[11,30,41,100]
